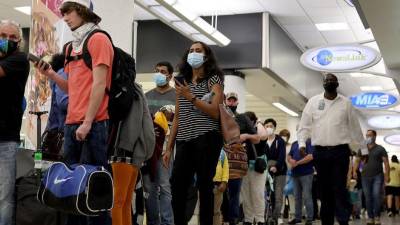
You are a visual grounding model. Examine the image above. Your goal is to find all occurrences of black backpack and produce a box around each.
[64,29,137,122]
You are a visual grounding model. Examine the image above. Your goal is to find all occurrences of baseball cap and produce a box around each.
[226,92,238,100]
[61,0,100,19]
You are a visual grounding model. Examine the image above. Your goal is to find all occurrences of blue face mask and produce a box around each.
[153,73,168,87]
[187,52,205,69]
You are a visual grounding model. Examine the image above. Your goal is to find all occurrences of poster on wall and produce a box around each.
[27,0,72,148]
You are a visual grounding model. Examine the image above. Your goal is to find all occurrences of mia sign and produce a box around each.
[300,44,381,72]
[350,92,398,109]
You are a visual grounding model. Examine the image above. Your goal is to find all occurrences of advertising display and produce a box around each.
[300,44,381,72]
[350,92,398,109]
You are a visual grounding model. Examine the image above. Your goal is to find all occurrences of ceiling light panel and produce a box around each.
[151,5,180,21]
[143,0,159,5]
[272,103,299,117]
[14,6,31,15]
[136,0,231,46]
[385,134,400,146]
[172,21,198,34]
[315,22,350,31]
[360,86,384,91]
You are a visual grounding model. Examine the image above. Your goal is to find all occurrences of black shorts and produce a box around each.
[386,186,400,196]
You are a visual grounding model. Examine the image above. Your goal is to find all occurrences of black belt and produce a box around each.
[315,144,348,150]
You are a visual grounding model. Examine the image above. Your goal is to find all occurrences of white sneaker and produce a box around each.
[278,218,284,225]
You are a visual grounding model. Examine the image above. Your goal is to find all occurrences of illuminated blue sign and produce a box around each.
[300,44,381,72]
[350,92,398,109]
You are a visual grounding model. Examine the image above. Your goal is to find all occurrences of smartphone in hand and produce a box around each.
[27,53,50,70]
[174,75,185,86]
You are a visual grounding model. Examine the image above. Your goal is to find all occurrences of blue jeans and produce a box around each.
[362,174,384,219]
[0,141,18,225]
[293,174,314,221]
[63,121,111,225]
[228,178,242,223]
[143,158,174,225]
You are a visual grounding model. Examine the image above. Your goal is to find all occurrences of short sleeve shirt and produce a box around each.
[289,140,314,177]
[64,33,114,124]
[358,144,388,177]
[176,75,223,141]
[145,88,176,116]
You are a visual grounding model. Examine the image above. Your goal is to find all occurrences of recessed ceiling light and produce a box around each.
[14,6,31,15]
[315,22,349,31]
[360,86,383,91]
[368,115,400,129]
[272,102,299,117]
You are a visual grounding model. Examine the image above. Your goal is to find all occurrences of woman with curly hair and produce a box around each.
[163,41,224,225]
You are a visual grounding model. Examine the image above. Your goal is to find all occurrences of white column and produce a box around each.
[95,0,135,53]
[224,73,246,113]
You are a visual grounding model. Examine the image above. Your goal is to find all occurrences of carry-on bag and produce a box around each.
[37,162,113,216]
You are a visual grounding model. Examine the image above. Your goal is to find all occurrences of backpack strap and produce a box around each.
[81,29,114,70]
[63,29,114,70]
[63,41,78,67]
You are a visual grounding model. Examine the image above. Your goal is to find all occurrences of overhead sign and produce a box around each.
[350,92,398,109]
[300,44,381,72]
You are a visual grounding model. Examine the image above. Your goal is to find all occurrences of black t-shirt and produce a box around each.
[234,113,263,160]
[0,51,30,142]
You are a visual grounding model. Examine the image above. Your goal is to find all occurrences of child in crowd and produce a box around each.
[213,149,229,225]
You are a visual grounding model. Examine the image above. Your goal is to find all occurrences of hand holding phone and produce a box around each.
[174,75,185,86]
[27,53,50,70]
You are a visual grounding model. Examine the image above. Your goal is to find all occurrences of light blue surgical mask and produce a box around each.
[187,52,205,69]
[153,72,168,87]
[366,137,375,145]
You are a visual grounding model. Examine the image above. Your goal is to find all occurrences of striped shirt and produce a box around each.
[176,75,223,141]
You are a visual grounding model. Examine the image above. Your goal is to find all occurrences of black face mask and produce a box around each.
[0,39,18,57]
[228,105,237,113]
[323,82,338,93]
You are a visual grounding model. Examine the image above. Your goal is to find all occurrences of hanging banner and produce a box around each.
[300,44,381,72]
[26,0,72,148]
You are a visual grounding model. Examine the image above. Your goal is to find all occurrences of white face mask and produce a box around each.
[282,136,288,143]
[266,127,274,136]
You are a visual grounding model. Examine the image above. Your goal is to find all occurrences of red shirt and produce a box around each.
[64,33,114,124]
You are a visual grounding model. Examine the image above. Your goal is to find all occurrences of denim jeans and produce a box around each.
[227,178,242,223]
[143,157,174,225]
[0,141,18,225]
[63,121,111,225]
[362,174,384,219]
[293,174,314,221]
